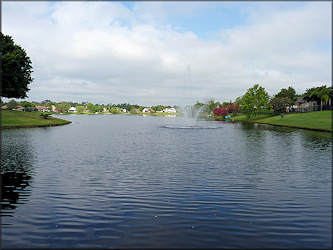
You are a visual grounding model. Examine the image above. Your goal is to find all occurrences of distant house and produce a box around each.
[288,97,315,112]
[2,105,8,109]
[142,108,149,113]
[35,105,49,112]
[163,107,177,113]
[68,107,77,112]
[12,106,25,111]
[292,97,312,109]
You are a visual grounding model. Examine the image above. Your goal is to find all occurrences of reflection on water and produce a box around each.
[1,115,332,248]
[1,130,36,217]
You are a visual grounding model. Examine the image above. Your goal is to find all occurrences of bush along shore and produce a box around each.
[1,110,71,129]
[228,110,332,133]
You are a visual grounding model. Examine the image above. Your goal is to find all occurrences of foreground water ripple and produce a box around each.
[1,115,331,248]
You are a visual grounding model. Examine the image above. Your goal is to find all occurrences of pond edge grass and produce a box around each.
[230,111,332,133]
[1,110,71,130]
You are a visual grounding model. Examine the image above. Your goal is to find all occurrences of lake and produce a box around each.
[1,114,332,248]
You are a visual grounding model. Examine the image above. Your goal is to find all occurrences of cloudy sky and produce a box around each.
[2,1,331,106]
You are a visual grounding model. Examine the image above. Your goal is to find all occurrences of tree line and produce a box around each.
[208,84,332,120]
[1,99,178,114]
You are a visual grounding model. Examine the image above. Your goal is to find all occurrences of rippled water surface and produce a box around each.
[1,115,332,248]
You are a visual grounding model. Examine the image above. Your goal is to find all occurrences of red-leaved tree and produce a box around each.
[228,102,240,115]
[213,106,228,117]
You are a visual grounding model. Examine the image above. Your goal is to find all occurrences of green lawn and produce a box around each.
[232,111,332,132]
[1,110,71,129]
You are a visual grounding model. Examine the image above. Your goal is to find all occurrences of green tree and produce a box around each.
[1,33,33,98]
[221,101,232,107]
[242,84,272,118]
[7,99,18,110]
[86,103,97,112]
[269,97,291,114]
[275,86,297,105]
[86,103,94,112]
[130,107,140,114]
[138,106,145,112]
[96,105,104,112]
[45,102,56,111]
[151,105,165,112]
[58,101,71,112]
[110,107,120,114]
[41,99,52,104]
[75,105,84,114]
[20,100,34,108]
[194,101,204,108]
[303,85,332,106]
[205,98,218,115]
[235,96,244,106]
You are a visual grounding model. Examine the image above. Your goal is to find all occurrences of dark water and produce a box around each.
[1,115,332,248]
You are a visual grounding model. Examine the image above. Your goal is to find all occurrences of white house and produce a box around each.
[163,107,177,113]
[68,107,77,112]
[142,108,149,113]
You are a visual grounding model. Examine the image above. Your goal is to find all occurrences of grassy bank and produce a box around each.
[231,111,332,132]
[1,110,71,129]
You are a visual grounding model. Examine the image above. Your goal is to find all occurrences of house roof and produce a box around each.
[35,105,47,109]
[295,97,305,104]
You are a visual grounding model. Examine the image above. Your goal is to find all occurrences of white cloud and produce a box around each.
[2,1,331,106]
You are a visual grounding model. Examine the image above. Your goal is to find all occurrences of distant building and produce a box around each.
[142,108,149,113]
[35,105,49,112]
[12,106,25,111]
[163,107,177,113]
[68,107,77,112]
[292,97,314,110]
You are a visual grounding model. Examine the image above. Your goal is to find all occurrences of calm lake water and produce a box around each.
[1,114,332,248]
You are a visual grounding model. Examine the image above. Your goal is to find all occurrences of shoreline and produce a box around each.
[1,110,72,130]
[1,122,71,130]
[228,111,332,133]
[232,119,332,133]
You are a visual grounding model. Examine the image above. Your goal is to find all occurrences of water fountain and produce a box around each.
[181,105,204,127]
[162,64,220,129]
[179,64,205,128]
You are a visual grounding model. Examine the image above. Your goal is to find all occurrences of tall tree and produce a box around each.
[303,85,332,106]
[58,101,71,112]
[75,105,84,114]
[269,97,291,114]
[1,33,33,98]
[205,98,218,115]
[20,101,35,108]
[275,86,297,105]
[242,84,272,118]
[6,99,18,110]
